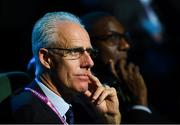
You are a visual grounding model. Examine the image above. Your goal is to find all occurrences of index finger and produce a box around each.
[88,73,102,87]
[119,60,128,80]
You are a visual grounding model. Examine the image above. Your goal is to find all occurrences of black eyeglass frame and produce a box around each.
[45,47,98,59]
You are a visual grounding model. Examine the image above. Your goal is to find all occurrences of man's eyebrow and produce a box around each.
[108,30,122,34]
[67,46,93,49]
[71,45,82,48]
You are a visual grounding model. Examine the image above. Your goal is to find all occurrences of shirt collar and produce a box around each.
[35,78,70,117]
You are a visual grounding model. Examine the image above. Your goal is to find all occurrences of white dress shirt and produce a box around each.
[132,105,152,113]
[35,78,71,118]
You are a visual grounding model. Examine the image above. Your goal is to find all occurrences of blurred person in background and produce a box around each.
[81,1,179,122]
[81,11,171,123]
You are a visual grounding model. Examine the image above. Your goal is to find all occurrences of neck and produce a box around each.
[38,74,61,97]
[38,73,74,103]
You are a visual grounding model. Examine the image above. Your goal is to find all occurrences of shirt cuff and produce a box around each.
[131,105,152,114]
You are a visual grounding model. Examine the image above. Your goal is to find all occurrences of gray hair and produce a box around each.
[32,11,84,57]
[31,11,84,75]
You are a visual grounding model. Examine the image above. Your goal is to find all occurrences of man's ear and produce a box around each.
[39,48,51,69]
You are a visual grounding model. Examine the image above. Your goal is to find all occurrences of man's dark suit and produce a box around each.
[0,80,106,124]
[92,62,171,124]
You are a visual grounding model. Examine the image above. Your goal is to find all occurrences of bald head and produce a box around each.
[55,21,90,48]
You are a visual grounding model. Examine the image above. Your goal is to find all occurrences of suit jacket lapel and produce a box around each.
[24,80,62,123]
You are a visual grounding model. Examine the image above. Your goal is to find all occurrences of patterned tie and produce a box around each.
[66,106,74,124]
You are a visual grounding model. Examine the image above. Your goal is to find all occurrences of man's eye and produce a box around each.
[67,50,78,56]
[66,48,83,56]
[109,34,119,41]
[73,48,84,53]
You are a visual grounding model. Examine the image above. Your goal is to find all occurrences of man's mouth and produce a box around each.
[75,74,89,81]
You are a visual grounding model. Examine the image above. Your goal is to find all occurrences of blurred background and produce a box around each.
[0,0,180,122]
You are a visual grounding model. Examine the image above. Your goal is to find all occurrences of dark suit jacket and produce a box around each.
[92,62,172,124]
[0,80,106,124]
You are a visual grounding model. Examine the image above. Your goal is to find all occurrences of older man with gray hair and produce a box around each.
[0,11,120,124]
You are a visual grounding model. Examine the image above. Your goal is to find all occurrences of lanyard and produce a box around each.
[24,87,68,125]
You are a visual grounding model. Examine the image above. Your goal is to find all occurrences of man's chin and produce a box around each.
[77,83,89,93]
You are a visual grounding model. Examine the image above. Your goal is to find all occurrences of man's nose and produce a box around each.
[80,51,94,69]
[118,38,130,51]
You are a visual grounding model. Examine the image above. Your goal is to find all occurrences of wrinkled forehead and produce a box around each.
[55,21,91,48]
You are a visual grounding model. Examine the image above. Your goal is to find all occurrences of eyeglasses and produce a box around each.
[46,47,98,60]
[91,32,131,46]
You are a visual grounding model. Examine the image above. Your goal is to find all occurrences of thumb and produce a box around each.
[119,60,128,80]
[109,59,120,80]
[109,59,116,74]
